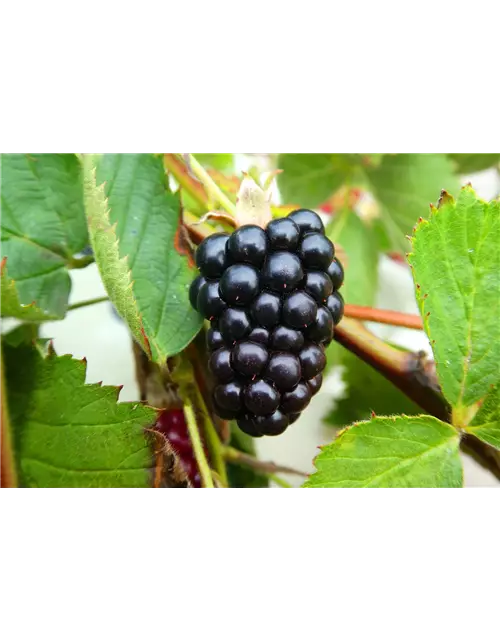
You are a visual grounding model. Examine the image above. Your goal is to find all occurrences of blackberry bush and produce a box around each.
[189,209,344,437]
[5,152,497,490]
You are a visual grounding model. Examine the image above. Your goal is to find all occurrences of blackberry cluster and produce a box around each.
[154,409,205,487]
[189,209,344,437]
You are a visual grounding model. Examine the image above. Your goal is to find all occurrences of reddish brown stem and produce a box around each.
[344,305,424,330]
[1,356,18,488]
[334,317,449,422]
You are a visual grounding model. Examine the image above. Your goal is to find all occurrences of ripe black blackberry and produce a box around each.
[189,209,344,437]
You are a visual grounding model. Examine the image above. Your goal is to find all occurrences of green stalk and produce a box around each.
[68,296,109,311]
[184,400,214,488]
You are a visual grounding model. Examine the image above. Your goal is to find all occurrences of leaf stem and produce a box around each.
[221,445,308,478]
[184,400,214,488]
[343,305,424,330]
[68,296,109,311]
[0,355,18,488]
[182,154,236,216]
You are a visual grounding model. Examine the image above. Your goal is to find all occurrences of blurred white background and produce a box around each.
[26,157,500,488]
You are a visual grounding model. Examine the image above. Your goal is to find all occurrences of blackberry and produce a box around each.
[189,208,344,437]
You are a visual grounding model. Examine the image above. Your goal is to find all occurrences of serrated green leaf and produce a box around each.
[408,186,500,415]
[366,154,459,252]
[1,259,54,321]
[1,153,88,318]
[82,157,151,357]
[304,415,463,488]
[194,154,234,172]
[3,341,157,487]
[326,352,421,426]
[277,154,365,208]
[96,154,203,362]
[465,384,500,450]
[448,154,500,174]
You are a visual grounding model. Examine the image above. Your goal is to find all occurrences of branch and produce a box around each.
[344,305,423,330]
[334,317,450,422]
[334,318,500,480]
[0,356,17,488]
[460,435,500,482]
[222,445,308,478]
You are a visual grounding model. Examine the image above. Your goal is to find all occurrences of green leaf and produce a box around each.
[82,157,152,357]
[2,340,158,488]
[448,154,500,174]
[304,415,463,488]
[366,154,459,251]
[326,352,421,426]
[95,154,203,362]
[194,154,234,172]
[277,154,364,208]
[1,153,88,318]
[408,186,500,414]
[1,259,54,321]
[465,384,500,450]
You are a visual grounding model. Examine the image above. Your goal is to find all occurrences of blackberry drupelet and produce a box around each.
[190,208,344,436]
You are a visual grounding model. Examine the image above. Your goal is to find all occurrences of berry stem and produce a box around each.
[183,400,215,488]
[180,154,236,217]
[0,357,18,488]
[343,305,423,330]
[68,296,109,311]
[221,445,308,478]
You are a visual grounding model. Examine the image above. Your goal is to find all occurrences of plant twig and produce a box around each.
[334,317,450,422]
[460,435,500,482]
[334,317,500,480]
[68,296,109,311]
[344,305,424,330]
[184,400,214,488]
[182,154,236,216]
[222,445,308,478]
[0,356,18,488]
